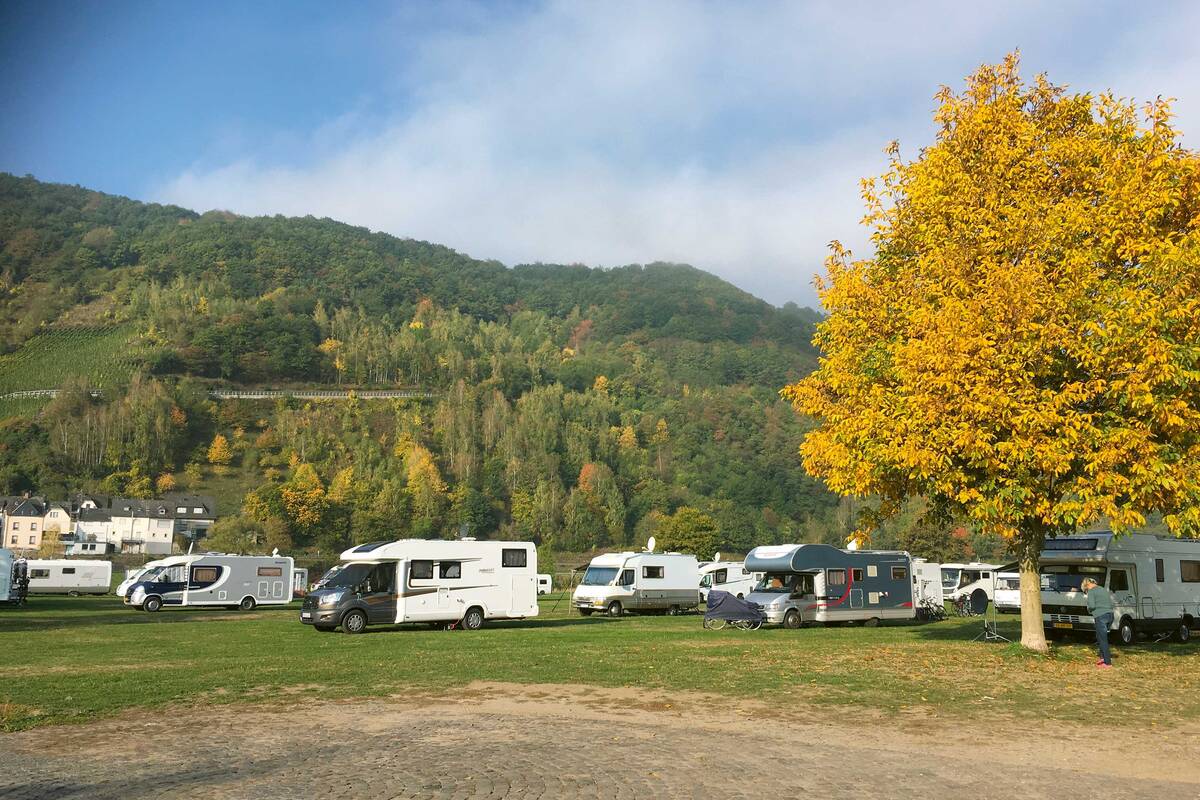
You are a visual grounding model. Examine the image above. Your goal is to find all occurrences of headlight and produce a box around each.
[131,587,145,602]
[319,591,344,606]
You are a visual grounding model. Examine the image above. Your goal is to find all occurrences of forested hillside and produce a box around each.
[0,173,840,555]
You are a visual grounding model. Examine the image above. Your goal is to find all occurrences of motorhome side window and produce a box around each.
[30,569,49,579]
[1181,561,1200,583]
[713,569,727,584]
[502,549,527,568]
[63,567,76,575]
[643,566,664,579]
[827,569,846,586]
[1156,559,1165,582]
[411,560,434,580]
[439,561,462,579]
[365,564,395,593]
[617,569,635,586]
[851,568,863,582]
[1109,570,1130,592]
[192,567,220,583]
[257,567,283,577]
[891,566,907,581]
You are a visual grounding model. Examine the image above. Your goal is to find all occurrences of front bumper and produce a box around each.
[300,607,340,625]
[572,598,609,610]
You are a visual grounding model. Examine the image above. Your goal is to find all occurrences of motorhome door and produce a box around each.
[361,562,397,624]
[1107,567,1135,619]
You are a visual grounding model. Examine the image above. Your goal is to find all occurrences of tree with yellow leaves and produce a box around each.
[207,434,233,470]
[783,54,1200,652]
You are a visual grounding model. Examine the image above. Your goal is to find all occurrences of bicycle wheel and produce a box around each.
[703,617,726,630]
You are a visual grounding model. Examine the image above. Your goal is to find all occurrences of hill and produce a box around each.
[0,173,836,554]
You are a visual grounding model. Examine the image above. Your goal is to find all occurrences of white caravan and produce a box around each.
[941,562,1009,605]
[573,547,700,617]
[911,558,945,609]
[1041,532,1200,644]
[116,559,170,598]
[26,559,112,595]
[993,572,1021,613]
[698,559,760,601]
[300,539,539,632]
[537,573,552,595]
[1,549,28,604]
[126,553,294,612]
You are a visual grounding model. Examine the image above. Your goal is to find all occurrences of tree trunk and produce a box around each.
[1017,527,1048,653]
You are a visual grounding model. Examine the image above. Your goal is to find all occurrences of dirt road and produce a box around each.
[2,682,1196,799]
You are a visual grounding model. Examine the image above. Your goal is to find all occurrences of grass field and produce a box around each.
[0,326,146,397]
[2,593,1197,733]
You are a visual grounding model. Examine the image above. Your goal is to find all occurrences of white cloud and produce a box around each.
[156,1,1200,308]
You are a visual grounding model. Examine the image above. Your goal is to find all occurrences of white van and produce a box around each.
[993,571,1021,613]
[126,553,294,612]
[301,539,538,632]
[573,551,700,617]
[698,560,759,601]
[25,559,112,595]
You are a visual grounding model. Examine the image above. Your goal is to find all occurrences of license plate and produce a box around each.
[301,612,312,620]
[1053,622,1073,629]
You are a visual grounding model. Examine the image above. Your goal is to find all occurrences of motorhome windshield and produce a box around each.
[1040,565,1106,592]
[940,568,960,590]
[138,566,166,582]
[322,563,374,588]
[755,573,804,593]
[581,566,619,586]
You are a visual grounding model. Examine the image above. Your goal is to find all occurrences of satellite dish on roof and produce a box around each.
[714,552,722,562]
[846,538,859,551]
[646,536,656,553]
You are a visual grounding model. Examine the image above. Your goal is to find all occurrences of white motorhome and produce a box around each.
[573,547,700,617]
[300,539,539,633]
[993,571,1021,613]
[126,553,294,612]
[941,562,1010,605]
[25,559,111,595]
[116,559,170,598]
[698,559,759,601]
[536,573,552,595]
[1041,532,1200,644]
[911,558,945,610]
[1,549,28,604]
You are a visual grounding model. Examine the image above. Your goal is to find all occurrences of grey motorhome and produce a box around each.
[126,553,295,612]
[572,550,700,616]
[744,544,916,628]
[1,549,28,604]
[300,539,539,633]
[1040,532,1200,644]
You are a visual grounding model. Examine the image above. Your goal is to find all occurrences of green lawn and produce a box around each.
[2,594,1197,732]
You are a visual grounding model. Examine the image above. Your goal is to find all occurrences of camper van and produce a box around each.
[126,553,294,612]
[941,562,1010,605]
[1040,532,1200,644]
[744,544,916,628]
[698,560,759,601]
[1,549,28,604]
[993,571,1022,613]
[573,549,700,617]
[300,539,539,633]
[537,573,552,595]
[117,559,170,598]
[25,559,112,595]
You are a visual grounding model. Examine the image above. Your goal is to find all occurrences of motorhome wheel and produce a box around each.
[1118,617,1135,645]
[1178,621,1192,643]
[68,591,80,597]
[342,609,367,634]
[579,608,594,616]
[238,597,257,612]
[143,596,163,613]
[667,605,681,616]
[463,607,485,630]
[606,601,623,617]
[864,617,881,628]
[783,609,801,629]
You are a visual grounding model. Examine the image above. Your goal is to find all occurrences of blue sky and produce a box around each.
[2,1,1198,308]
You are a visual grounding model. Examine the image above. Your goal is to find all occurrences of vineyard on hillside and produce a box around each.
[0,326,148,398]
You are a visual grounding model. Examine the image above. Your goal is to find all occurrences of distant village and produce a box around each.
[1,494,217,556]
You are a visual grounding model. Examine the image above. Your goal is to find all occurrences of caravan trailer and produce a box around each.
[300,539,539,633]
[572,551,700,617]
[126,553,294,612]
[1,549,28,604]
[744,544,916,628]
[536,573,553,595]
[1041,532,1200,644]
[698,560,759,601]
[25,559,112,595]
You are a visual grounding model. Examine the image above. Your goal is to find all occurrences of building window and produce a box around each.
[1182,561,1200,583]
[7,536,14,545]
[1156,559,1165,582]
[891,567,908,581]
[501,549,527,568]
[643,565,665,579]
[257,567,283,577]
[439,561,462,579]
[411,560,434,580]
[851,568,864,582]
[11,522,18,531]
[49,511,59,518]
[30,523,37,531]
[193,507,204,514]
[176,507,187,514]
[28,536,35,545]
[827,569,847,587]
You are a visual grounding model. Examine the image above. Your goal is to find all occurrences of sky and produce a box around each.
[2,1,1198,309]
